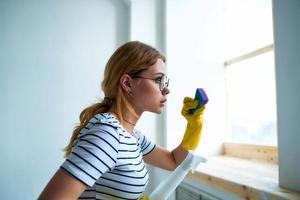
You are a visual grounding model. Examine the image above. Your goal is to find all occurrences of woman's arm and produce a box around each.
[38,168,87,200]
[143,145,188,171]
[144,97,205,171]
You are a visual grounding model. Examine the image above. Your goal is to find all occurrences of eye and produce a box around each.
[154,77,163,83]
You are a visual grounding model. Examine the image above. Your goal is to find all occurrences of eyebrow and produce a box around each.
[154,72,165,76]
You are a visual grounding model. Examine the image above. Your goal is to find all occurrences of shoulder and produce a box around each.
[132,129,146,143]
[61,113,123,187]
[91,113,122,131]
[74,113,123,146]
[133,129,156,155]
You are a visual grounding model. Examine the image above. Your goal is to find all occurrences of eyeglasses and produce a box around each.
[131,75,170,91]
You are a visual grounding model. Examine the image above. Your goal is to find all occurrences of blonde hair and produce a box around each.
[64,41,165,157]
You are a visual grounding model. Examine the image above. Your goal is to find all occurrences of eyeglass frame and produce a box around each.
[130,74,170,91]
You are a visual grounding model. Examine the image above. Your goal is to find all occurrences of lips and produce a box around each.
[160,99,167,104]
[160,99,167,106]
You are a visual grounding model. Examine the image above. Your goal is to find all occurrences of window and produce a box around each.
[224,0,277,145]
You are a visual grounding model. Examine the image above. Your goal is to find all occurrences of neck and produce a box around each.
[109,110,139,128]
[123,118,136,126]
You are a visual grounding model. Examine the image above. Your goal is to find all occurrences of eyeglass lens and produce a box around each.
[160,76,169,90]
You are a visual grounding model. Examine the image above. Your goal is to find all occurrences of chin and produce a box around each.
[147,108,162,114]
[155,110,162,114]
[155,107,163,114]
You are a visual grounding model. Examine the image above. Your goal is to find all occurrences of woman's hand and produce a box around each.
[180,97,206,150]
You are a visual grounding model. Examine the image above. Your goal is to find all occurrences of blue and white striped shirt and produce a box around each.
[61,113,156,200]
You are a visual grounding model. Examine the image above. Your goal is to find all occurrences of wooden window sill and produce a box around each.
[186,143,300,199]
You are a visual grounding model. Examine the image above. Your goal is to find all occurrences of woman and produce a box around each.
[38,41,205,200]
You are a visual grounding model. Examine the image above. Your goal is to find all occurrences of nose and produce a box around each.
[162,87,170,95]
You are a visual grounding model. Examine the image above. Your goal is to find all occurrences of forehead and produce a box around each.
[145,59,166,74]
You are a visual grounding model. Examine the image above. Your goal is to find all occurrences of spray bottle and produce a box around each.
[148,152,207,200]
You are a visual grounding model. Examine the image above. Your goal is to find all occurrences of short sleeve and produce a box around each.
[134,130,156,156]
[61,124,120,186]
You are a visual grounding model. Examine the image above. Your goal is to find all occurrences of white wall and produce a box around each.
[0,0,129,199]
[273,0,300,192]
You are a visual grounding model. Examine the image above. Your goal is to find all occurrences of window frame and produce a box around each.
[224,43,276,145]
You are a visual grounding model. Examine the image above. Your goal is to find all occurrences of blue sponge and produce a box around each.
[188,88,209,114]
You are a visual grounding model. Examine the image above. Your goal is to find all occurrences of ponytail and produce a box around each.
[63,98,113,157]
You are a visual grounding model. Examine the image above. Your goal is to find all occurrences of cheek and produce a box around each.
[134,82,160,102]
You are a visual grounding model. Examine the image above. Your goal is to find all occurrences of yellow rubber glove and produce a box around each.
[140,195,149,200]
[181,96,206,151]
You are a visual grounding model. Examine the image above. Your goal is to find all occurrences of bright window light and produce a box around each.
[224,0,274,58]
[226,51,277,145]
[225,0,277,145]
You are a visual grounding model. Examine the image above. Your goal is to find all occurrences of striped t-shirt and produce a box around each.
[61,113,156,200]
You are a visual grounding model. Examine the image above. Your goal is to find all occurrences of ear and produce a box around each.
[120,74,132,93]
